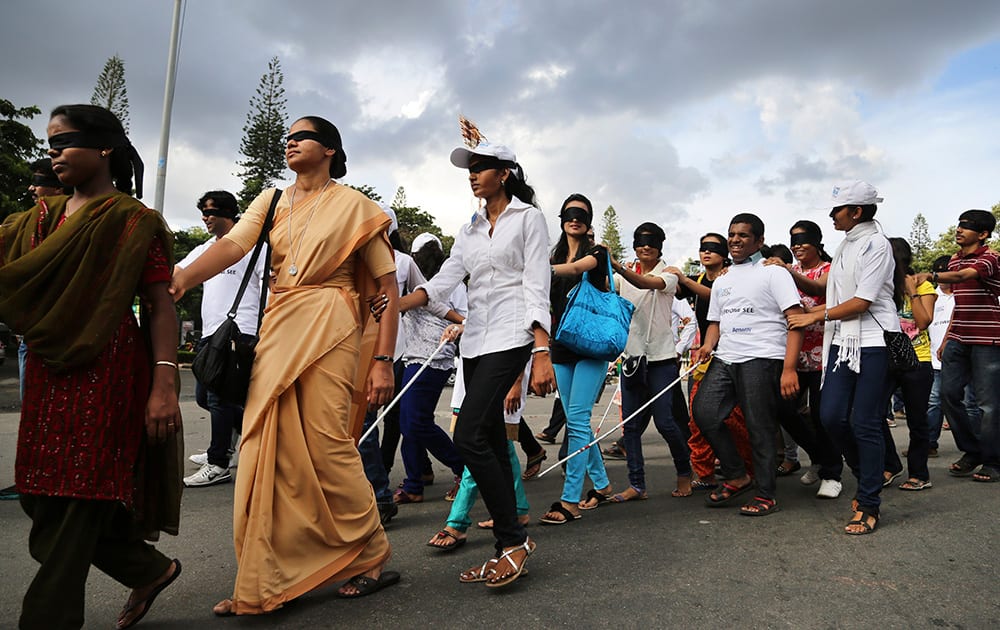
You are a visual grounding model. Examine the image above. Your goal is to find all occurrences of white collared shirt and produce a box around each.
[614,259,679,361]
[420,196,551,358]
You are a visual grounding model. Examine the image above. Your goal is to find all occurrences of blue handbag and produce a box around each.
[554,253,635,361]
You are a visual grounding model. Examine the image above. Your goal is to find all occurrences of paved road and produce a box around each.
[1,369,998,629]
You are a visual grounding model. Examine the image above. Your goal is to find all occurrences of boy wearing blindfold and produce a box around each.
[915,209,1000,483]
[690,213,805,516]
[176,191,268,488]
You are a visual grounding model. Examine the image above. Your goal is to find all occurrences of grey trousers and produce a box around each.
[692,358,784,500]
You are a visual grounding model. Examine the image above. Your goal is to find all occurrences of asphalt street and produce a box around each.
[1,367,998,629]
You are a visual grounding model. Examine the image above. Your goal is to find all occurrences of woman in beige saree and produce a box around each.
[171,116,400,614]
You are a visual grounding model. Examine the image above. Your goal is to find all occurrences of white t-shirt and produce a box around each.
[614,259,679,362]
[707,259,802,363]
[177,237,268,337]
[929,288,954,370]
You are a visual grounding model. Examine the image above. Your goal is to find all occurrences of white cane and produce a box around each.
[358,337,450,445]
[537,354,710,478]
[593,381,620,434]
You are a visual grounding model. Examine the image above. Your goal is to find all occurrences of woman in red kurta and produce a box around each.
[0,104,182,630]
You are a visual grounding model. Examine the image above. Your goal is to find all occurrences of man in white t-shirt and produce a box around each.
[176,191,268,487]
[691,213,804,516]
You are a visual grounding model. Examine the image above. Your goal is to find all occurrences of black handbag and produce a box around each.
[191,189,280,405]
[870,313,919,372]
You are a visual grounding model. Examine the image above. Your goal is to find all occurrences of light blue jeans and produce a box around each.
[554,360,611,503]
[446,441,529,532]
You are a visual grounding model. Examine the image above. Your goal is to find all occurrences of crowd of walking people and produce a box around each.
[2,104,997,628]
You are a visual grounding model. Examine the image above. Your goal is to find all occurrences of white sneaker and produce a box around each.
[800,467,820,486]
[188,451,237,468]
[183,463,232,487]
[816,478,842,499]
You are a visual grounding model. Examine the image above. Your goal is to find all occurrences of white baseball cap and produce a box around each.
[830,181,883,207]
[411,232,442,253]
[381,203,399,233]
[450,141,517,169]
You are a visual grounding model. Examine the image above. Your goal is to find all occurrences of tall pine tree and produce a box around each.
[90,55,130,132]
[236,56,288,209]
[600,205,626,261]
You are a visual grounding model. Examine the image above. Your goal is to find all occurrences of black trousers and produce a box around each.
[776,371,844,481]
[455,344,533,550]
[19,495,171,630]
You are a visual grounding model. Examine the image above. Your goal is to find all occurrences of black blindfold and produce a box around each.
[286,130,336,148]
[48,131,145,198]
[468,157,517,174]
[201,208,238,220]
[790,232,821,249]
[560,206,591,227]
[633,233,663,251]
[32,173,63,188]
[958,219,991,234]
[699,240,728,257]
[48,131,123,151]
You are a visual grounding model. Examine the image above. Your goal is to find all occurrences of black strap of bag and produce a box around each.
[226,188,281,333]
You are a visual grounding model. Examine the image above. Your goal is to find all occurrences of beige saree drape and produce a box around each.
[222,185,394,614]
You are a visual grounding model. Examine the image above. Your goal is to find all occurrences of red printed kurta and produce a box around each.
[15,229,170,506]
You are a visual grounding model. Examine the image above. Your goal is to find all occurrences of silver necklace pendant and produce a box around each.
[288,263,298,276]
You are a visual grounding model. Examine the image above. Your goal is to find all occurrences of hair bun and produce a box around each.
[331,149,347,179]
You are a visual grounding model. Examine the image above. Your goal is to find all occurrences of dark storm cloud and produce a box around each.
[3,0,1000,228]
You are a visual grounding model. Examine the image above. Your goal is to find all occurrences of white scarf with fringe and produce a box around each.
[822,221,880,382]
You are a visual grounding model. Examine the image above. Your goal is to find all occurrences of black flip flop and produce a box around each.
[539,501,580,525]
[427,530,467,552]
[705,481,753,507]
[579,488,610,510]
[117,559,182,629]
[337,570,401,598]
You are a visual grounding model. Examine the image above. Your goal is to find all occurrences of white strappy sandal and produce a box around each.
[485,538,536,588]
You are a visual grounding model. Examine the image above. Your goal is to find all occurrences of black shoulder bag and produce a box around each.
[191,189,281,405]
[869,312,919,372]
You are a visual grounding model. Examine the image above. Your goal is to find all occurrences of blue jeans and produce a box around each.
[692,358,781,499]
[553,360,611,503]
[881,362,933,481]
[928,369,981,449]
[622,359,692,492]
[820,346,890,512]
[446,441,529,532]
[360,411,393,506]
[194,336,249,468]
[941,341,1000,468]
[399,364,464,495]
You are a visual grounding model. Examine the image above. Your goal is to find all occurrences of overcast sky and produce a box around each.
[4,1,1000,263]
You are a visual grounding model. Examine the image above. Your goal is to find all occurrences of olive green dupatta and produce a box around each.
[0,192,183,539]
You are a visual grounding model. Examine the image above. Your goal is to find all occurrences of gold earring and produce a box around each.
[100,151,108,158]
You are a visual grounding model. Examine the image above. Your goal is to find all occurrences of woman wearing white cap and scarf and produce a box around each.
[789,181,898,536]
[393,233,468,503]
[405,122,555,588]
